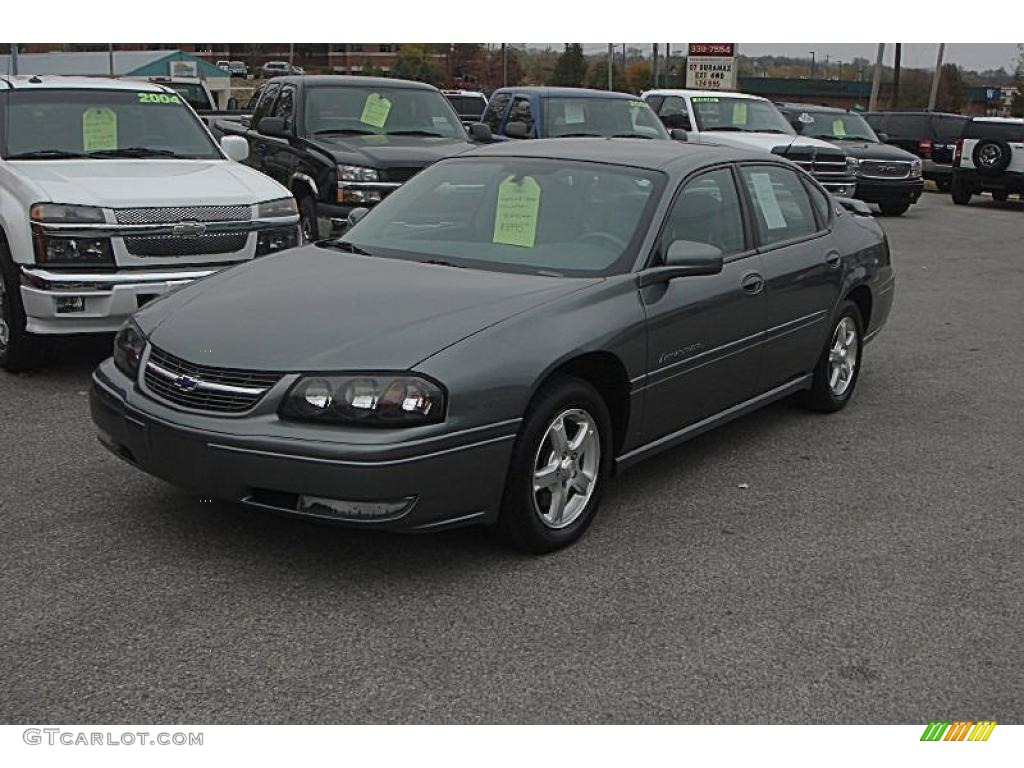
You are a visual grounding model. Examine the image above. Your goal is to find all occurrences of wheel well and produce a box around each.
[845,285,873,331]
[536,352,631,456]
[290,178,316,202]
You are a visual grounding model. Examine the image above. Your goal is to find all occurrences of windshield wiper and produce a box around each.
[418,259,464,268]
[313,128,377,136]
[611,132,654,139]
[5,149,88,159]
[322,240,373,256]
[87,147,187,158]
[386,130,445,137]
[705,126,744,132]
[556,132,602,138]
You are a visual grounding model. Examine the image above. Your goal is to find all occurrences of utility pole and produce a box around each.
[652,43,659,89]
[810,51,815,79]
[869,44,885,111]
[891,43,902,109]
[607,43,613,90]
[108,43,114,77]
[288,42,294,71]
[501,43,507,87]
[622,43,626,74]
[928,43,946,111]
[9,43,18,76]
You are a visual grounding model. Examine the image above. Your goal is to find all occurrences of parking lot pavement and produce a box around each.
[1,191,1021,724]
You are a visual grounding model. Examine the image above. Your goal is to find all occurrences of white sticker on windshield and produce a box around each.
[750,172,788,230]
[564,102,585,125]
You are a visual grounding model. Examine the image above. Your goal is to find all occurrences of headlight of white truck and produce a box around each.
[256,197,298,218]
[30,203,114,267]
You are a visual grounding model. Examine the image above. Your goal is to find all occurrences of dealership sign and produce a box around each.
[686,43,737,91]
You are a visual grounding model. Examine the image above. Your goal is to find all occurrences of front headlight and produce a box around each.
[30,203,114,267]
[30,203,105,224]
[910,159,923,178]
[257,197,298,218]
[338,165,379,183]
[113,320,146,379]
[845,157,861,176]
[279,374,445,427]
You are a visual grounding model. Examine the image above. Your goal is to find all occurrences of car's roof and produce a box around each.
[0,75,170,92]
[777,102,847,114]
[865,110,965,118]
[645,88,770,102]
[492,86,640,100]
[443,89,486,98]
[264,74,438,91]
[460,137,759,172]
[969,116,1024,124]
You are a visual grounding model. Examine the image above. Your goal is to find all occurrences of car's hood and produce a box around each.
[9,159,287,207]
[701,132,840,155]
[140,245,599,371]
[308,134,474,170]
[828,139,919,161]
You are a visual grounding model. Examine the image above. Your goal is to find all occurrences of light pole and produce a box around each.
[608,43,613,90]
[810,51,816,79]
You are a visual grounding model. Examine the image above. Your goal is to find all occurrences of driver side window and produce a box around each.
[659,167,746,261]
[657,96,691,131]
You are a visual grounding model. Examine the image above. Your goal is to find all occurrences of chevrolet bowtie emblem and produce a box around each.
[172,220,207,238]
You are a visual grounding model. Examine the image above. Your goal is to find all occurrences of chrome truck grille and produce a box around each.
[144,345,281,413]
[114,206,254,257]
[124,233,248,256]
[859,160,912,179]
[114,205,252,224]
[775,146,856,194]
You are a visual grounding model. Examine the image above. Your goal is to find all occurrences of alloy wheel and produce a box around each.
[0,276,9,351]
[828,316,859,396]
[532,408,601,529]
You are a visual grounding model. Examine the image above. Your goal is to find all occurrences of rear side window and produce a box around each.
[883,114,930,138]
[482,92,511,132]
[935,115,969,142]
[964,120,1024,142]
[864,113,884,131]
[740,165,819,247]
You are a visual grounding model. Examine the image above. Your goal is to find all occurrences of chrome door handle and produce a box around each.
[825,251,842,269]
[741,271,764,295]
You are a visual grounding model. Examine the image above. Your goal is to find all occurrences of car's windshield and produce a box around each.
[795,110,878,142]
[543,97,668,139]
[333,157,664,277]
[304,86,464,138]
[690,96,795,134]
[165,82,214,112]
[2,89,221,159]
[445,95,487,119]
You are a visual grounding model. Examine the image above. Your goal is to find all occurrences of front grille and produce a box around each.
[144,345,282,413]
[859,160,912,179]
[114,205,251,225]
[124,233,248,256]
[380,166,424,183]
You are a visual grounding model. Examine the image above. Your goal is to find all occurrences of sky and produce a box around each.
[553,44,1021,72]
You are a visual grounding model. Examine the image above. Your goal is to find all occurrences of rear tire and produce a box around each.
[496,377,612,554]
[934,178,951,193]
[799,301,864,413]
[951,177,972,206]
[878,200,911,216]
[0,241,46,373]
[992,190,1009,202]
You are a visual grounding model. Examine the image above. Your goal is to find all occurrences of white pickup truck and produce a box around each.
[643,89,858,198]
[0,76,299,371]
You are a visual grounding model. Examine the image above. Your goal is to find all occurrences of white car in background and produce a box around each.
[0,76,300,372]
[643,89,858,198]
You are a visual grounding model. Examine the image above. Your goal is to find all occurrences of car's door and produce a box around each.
[262,83,299,186]
[738,164,843,389]
[246,82,281,173]
[639,165,766,443]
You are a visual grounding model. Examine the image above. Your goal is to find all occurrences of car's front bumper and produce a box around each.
[854,177,924,205]
[20,266,232,334]
[90,359,516,532]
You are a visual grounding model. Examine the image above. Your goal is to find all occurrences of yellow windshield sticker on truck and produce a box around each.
[732,102,748,125]
[82,108,118,152]
[691,96,719,103]
[493,175,541,248]
[832,119,847,137]
[360,93,391,128]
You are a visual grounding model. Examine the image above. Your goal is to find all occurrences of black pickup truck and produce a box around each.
[214,75,480,239]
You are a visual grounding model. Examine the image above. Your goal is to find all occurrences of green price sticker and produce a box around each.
[691,96,719,103]
[832,119,847,137]
[83,107,118,152]
[732,102,748,125]
[630,100,646,109]
[493,175,541,248]
[360,93,391,128]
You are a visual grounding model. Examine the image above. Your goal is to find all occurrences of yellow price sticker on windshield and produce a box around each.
[832,119,847,137]
[83,107,118,152]
[493,175,541,248]
[360,93,391,128]
[732,102,747,125]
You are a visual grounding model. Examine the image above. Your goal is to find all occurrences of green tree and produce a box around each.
[361,58,382,77]
[626,60,652,94]
[391,44,443,85]
[936,63,966,112]
[552,44,587,87]
[584,55,627,91]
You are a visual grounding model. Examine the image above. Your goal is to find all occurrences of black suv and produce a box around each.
[779,103,924,216]
[864,111,969,192]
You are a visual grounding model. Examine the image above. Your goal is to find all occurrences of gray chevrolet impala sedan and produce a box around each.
[91,139,895,552]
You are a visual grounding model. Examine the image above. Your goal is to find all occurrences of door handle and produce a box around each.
[740,271,764,295]
[825,251,842,269]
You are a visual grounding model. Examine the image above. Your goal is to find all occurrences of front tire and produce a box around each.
[935,178,951,193]
[496,377,612,553]
[0,241,46,373]
[992,190,1009,202]
[799,301,864,413]
[951,177,972,206]
[878,200,911,216]
[298,194,319,243]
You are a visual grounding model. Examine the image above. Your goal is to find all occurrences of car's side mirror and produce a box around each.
[220,135,249,162]
[468,122,492,142]
[876,132,889,143]
[347,207,370,227]
[257,116,291,139]
[504,121,531,139]
[638,240,723,286]
[669,128,688,142]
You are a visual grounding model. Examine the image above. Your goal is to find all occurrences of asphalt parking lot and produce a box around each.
[1,190,1021,724]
